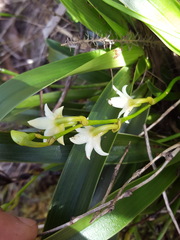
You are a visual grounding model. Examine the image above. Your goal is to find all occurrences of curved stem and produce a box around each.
[92,123,120,135]
[88,119,118,125]
[153,76,180,104]
[53,124,83,139]
[55,116,87,125]
[121,104,150,123]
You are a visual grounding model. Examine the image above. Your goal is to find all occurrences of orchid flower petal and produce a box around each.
[77,126,93,133]
[57,136,65,145]
[70,133,87,144]
[28,117,53,129]
[123,107,133,117]
[118,108,126,118]
[93,136,109,157]
[28,104,65,145]
[122,85,131,98]
[44,128,56,137]
[112,85,124,97]
[44,104,54,119]
[108,85,134,119]
[85,141,94,160]
[54,106,64,118]
[108,97,128,108]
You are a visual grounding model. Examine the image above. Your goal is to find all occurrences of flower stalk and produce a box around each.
[55,116,88,126]
[10,77,179,158]
[91,122,121,136]
[11,130,51,147]
[153,76,180,104]
[53,124,83,140]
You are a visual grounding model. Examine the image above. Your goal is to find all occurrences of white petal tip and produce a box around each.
[57,137,65,145]
[27,119,38,127]
[69,137,74,143]
[108,99,112,105]
[112,85,118,92]
[103,152,109,156]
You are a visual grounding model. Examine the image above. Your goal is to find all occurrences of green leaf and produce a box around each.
[44,164,178,239]
[0,132,71,164]
[108,133,165,164]
[43,67,133,232]
[0,12,17,17]
[88,0,128,37]
[104,0,180,55]
[46,39,74,62]
[0,132,167,165]
[132,57,151,84]
[60,0,116,37]
[0,46,144,121]
[15,89,99,110]
[0,143,70,164]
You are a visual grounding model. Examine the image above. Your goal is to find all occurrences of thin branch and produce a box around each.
[147,71,166,86]
[102,142,131,204]
[93,145,179,221]
[127,147,179,192]
[53,75,76,111]
[91,142,131,222]
[143,124,180,235]
[53,25,84,111]
[38,144,179,237]
[128,192,180,228]
[139,99,180,136]
[162,191,180,235]
[143,124,155,168]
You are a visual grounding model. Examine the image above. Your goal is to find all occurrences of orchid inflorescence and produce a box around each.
[10,83,162,159]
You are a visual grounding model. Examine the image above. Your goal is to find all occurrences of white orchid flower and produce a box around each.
[70,126,109,160]
[28,104,65,145]
[108,85,135,118]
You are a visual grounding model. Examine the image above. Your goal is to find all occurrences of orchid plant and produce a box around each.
[11,77,177,160]
[1,0,179,238]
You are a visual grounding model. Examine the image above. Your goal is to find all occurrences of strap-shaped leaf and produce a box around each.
[0,46,143,121]
[44,164,178,239]
[104,0,180,55]
[1,132,173,165]
[43,67,132,232]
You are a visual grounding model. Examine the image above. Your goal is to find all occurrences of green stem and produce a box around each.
[0,68,18,76]
[53,124,83,139]
[55,116,87,125]
[121,76,180,123]
[12,77,179,148]
[156,133,180,143]
[88,119,118,125]
[121,104,150,123]
[153,76,180,104]
[92,123,120,135]
[2,175,39,211]
[131,97,154,105]
[1,163,59,211]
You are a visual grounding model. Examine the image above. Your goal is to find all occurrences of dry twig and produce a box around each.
[38,143,179,237]
[91,142,131,222]
[53,25,84,111]
[143,124,180,235]
[139,99,180,136]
